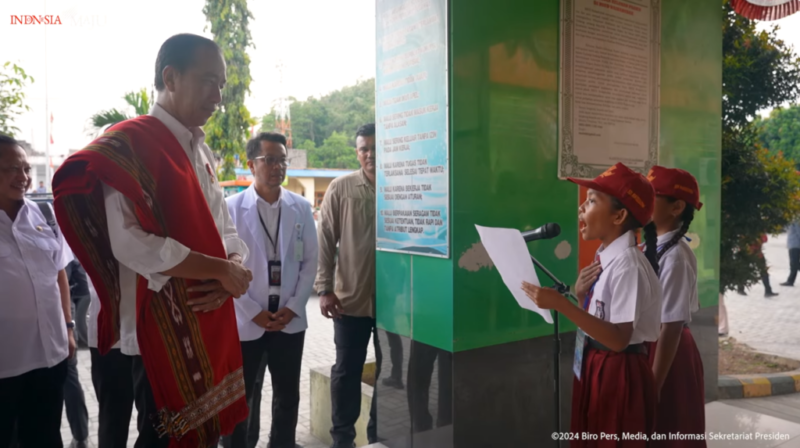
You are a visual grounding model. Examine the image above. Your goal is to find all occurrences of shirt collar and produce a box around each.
[657,229,680,246]
[0,200,30,227]
[256,187,283,209]
[149,103,205,148]
[598,230,636,268]
[357,169,374,187]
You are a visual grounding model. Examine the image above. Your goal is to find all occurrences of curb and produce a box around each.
[719,370,800,399]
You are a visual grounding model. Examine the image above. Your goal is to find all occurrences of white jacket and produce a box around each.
[226,185,319,339]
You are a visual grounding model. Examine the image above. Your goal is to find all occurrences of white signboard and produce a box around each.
[558,0,661,179]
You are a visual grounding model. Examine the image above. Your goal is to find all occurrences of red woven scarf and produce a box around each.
[52,115,246,447]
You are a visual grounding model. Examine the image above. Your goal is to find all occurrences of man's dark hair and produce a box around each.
[0,134,19,156]
[154,34,220,92]
[246,132,288,160]
[355,123,375,139]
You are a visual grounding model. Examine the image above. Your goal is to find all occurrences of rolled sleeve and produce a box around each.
[102,183,190,292]
[222,198,250,262]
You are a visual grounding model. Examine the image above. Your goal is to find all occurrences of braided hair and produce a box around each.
[611,197,660,276]
[656,199,696,263]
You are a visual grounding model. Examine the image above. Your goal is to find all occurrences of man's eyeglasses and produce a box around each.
[253,156,290,167]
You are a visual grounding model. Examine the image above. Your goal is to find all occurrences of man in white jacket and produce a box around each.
[223,132,319,448]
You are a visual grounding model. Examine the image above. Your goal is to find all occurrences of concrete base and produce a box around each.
[310,362,376,448]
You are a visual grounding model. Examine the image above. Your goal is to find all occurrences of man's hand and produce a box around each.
[218,261,253,298]
[187,280,231,312]
[274,307,297,326]
[252,310,286,332]
[320,293,343,319]
[67,329,76,359]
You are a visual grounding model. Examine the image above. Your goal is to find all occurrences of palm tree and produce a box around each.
[89,88,153,134]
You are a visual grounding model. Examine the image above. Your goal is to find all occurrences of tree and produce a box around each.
[0,62,34,137]
[307,131,360,169]
[260,78,375,149]
[88,88,153,134]
[203,0,256,181]
[720,0,800,293]
[755,105,800,167]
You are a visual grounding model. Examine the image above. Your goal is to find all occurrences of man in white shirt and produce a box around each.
[53,34,253,447]
[0,134,75,447]
[36,181,47,194]
[224,133,319,448]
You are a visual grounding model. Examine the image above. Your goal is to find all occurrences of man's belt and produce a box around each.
[586,338,648,355]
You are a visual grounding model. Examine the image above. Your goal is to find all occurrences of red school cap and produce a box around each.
[568,162,655,227]
[646,166,703,210]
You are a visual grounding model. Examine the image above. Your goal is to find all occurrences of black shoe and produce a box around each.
[781,282,794,287]
[765,291,779,298]
[382,376,405,389]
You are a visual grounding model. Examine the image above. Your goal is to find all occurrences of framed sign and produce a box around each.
[375,0,450,258]
[559,0,661,179]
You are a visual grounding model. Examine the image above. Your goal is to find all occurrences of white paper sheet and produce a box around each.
[475,225,554,324]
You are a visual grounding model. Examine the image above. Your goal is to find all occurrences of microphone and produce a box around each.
[521,222,561,243]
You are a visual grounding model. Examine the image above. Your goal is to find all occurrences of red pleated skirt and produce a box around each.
[571,348,656,447]
[646,327,707,447]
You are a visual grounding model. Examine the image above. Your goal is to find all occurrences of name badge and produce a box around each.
[268,260,281,286]
[573,329,587,380]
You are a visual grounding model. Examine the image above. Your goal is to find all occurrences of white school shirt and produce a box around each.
[588,231,662,345]
[0,200,72,379]
[657,229,699,323]
[102,104,250,356]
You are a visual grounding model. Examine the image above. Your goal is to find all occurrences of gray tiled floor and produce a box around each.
[724,233,800,360]
[60,296,375,448]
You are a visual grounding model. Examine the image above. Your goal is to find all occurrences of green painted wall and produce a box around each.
[376,0,722,353]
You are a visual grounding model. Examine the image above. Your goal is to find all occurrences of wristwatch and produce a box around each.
[66,320,75,329]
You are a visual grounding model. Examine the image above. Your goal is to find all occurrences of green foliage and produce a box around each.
[0,62,34,137]
[307,131,360,169]
[720,127,800,292]
[260,78,374,168]
[755,105,800,168]
[720,0,800,293]
[203,0,256,181]
[89,88,153,134]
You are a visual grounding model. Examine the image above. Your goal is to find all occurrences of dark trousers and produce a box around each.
[72,295,91,348]
[385,332,403,381]
[64,356,89,442]
[330,316,382,447]
[0,359,68,448]
[132,355,169,448]
[222,331,306,448]
[91,348,134,448]
[788,248,800,285]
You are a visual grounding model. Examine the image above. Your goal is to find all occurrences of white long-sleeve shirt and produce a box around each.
[102,104,249,356]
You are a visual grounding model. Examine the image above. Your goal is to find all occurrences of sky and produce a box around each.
[0,0,376,155]
[755,12,800,117]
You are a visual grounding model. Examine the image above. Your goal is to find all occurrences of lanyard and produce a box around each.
[257,206,281,260]
[583,277,600,311]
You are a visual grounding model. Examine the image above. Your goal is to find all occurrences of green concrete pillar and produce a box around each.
[373,0,721,446]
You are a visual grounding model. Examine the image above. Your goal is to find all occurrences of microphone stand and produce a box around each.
[529,254,578,448]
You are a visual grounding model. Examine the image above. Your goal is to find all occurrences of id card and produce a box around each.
[268,260,281,286]
[573,329,586,380]
[294,241,303,262]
